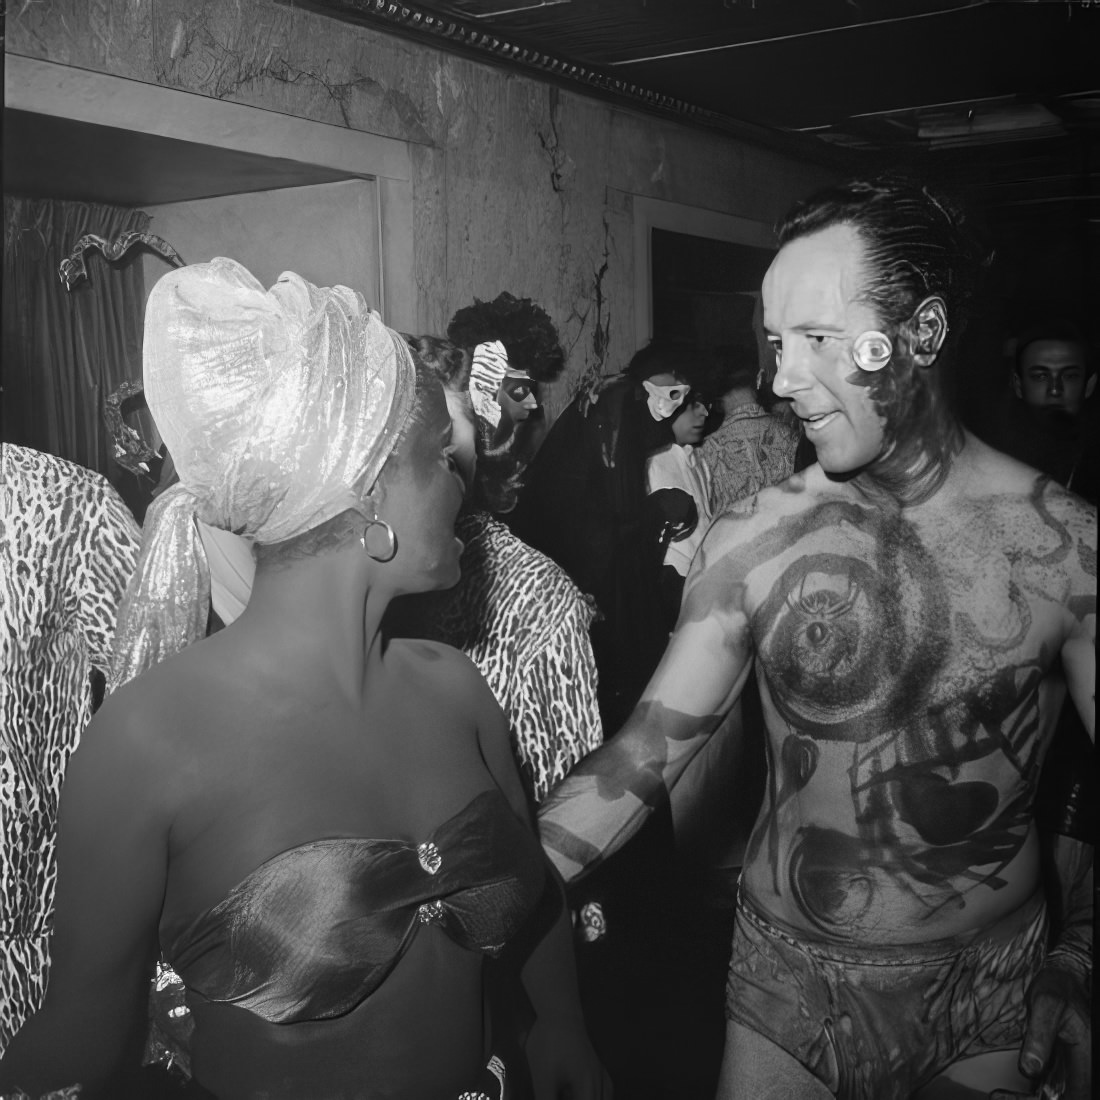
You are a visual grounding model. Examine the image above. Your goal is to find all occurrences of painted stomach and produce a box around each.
[741,810,1043,945]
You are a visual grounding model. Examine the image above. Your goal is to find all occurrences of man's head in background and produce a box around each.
[1013,320,1095,425]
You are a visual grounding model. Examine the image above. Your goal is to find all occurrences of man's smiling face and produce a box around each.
[763,223,890,475]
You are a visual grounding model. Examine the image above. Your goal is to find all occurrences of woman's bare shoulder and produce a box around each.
[91,640,241,780]
[387,637,494,701]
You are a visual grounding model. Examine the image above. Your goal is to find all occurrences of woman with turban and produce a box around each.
[0,259,605,1099]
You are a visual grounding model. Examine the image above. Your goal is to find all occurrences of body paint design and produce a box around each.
[742,481,1089,937]
[541,473,1094,920]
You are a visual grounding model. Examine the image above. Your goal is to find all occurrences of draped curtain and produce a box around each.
[3,197,153,478]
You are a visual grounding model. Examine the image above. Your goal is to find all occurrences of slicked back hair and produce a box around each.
[776,175,984,502]
[623,341,693,384]
[776,175,987,352]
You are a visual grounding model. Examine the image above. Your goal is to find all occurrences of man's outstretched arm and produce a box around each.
[996,509,1096,1100]
[538,515,756,883]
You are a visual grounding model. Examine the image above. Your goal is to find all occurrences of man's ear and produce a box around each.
[1086,373,1097,399]
[908,297,949,367]
[1012,371,1024,400]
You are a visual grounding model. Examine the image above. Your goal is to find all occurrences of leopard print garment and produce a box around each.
[0,445,140,1054]
[429,511,603,804]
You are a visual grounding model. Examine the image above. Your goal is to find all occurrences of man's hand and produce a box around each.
[526,1015,612,1100]
[990,961,1091,1100]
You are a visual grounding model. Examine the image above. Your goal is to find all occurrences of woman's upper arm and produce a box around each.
[464,658,532,823]
[44,703,169,1003]
[0,702,169,1089]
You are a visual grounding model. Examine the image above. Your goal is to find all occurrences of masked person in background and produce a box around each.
[507,342,701,1100]
[508,343,699,732]
[447,292,565,465]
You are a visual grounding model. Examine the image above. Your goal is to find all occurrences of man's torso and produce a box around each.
[730,449,1095,944]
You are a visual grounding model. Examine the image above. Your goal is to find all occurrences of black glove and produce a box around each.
[645,487,698,545]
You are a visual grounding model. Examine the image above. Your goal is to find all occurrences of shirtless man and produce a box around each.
[538,177,1095,1100]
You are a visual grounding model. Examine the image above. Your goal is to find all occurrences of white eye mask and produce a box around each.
[642,380,690,420]
[469,340,509,428]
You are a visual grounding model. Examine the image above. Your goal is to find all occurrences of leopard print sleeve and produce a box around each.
[70,468,141,673]
[429,512,605,806]
[1,446,138,1055]
[510,584,604,803]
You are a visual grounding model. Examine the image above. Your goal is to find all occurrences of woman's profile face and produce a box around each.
[496,370,539,424]
[376,381,466,594]
[443,389,478,493]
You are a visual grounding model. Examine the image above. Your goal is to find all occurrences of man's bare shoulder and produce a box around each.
[1034,475,1098,546]
[960,435,1096,540]
[705,463,838,551]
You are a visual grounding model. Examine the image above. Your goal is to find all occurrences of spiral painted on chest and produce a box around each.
[753,529,950,739]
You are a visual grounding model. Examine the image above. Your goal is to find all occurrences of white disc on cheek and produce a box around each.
[853,331,893,372]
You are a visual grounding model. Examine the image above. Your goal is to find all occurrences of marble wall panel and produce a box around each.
[8,0,836,401]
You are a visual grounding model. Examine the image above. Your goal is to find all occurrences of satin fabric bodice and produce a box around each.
[161,789,545,1024]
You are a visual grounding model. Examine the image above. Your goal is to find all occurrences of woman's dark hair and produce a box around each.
[776,175,988,353]
[447,292,565,384]
[623,341,693,384]
[407,334,523,514]
[407,333,470,390]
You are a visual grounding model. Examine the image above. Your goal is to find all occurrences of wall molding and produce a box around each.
[5,55,412,183]
[290,0,843,165]
[5,55,416,329]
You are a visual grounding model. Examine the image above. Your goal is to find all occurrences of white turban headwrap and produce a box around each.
[108,257,415,691]
[469,339,509,428]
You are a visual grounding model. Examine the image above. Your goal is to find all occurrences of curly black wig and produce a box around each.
[447,292,565,384]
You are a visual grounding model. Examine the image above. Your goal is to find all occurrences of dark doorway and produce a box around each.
[651,228,774,351]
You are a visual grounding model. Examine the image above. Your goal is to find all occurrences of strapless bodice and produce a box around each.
[161,789,545,1024]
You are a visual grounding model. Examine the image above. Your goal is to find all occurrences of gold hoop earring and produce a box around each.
[360,518,397,562]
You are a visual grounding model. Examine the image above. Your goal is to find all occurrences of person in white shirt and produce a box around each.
[646,391,716,629]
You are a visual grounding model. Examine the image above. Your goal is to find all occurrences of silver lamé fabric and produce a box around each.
[108,258,415,691]
[107,485,209,693]
[145,257,413,543]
